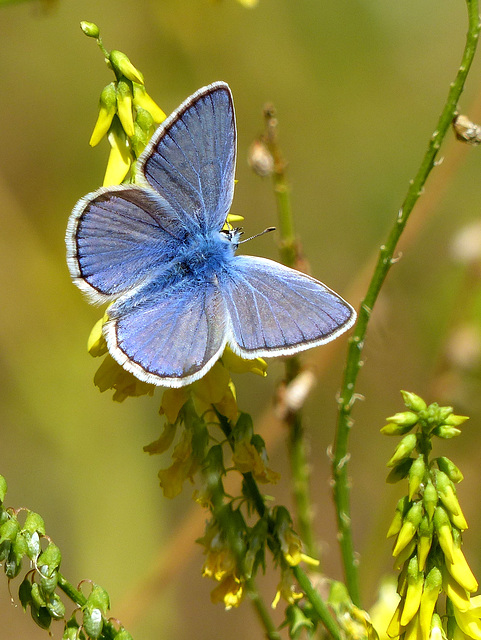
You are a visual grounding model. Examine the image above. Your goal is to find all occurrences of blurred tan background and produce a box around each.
[2,0,481,638]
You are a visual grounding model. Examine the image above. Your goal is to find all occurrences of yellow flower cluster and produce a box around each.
[383,392,479,640]
[81,21,166,186]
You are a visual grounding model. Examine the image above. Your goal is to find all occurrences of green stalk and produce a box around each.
[263,107,320,561]
[331,0,480,607]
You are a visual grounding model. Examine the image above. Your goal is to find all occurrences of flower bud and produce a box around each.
[408,456,426,500]
[109,50,144,84]
[392,502,423,557]
[417,515,433,571]
[445,543,478,593]
[400,555,424,626]
[387,433,417,467]
[432,424,461,439]
[0,475,6,503]
[423,480,438,521]
[444,414,469,427]
[419,566,442,638]
[401,391,427,412]
[434,469,461,517]
[80,21,100,38]
[387,497,410,538]
[89,83,117,147]
[132,83,166,123]
[116,78,135,137]
[386,411,419,427]
[433,506,454,562]
[386,458,413,484]
[435,457,464,483]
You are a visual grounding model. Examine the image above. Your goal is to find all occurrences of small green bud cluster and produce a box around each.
[0,475,131,640]
[383,392,478,640]
[80,21,166,186]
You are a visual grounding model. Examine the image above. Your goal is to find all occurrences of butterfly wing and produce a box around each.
[138,81,236,233]
[104,276,228,387]
[66,185,184,302]
[221,256,356,357]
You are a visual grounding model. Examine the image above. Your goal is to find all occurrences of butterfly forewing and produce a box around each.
[139,82,236,234]
[221,256,356,357]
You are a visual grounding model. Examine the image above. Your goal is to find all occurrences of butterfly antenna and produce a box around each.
[239,227,276,244]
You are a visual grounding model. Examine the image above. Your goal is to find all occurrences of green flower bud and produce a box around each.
[80,21,100,38]
[380,421,415,436]
[387,497,410,538]
[109,50,144,84]
[401,390,427,412]
[419,566,442,639]
[408,456,426,500]
[387,433,417,467]
[435,456,464,483]
[392,502,423,557]
[444,414,469,427]
[423,480,438,520]
[116,78,135,138]
[432,424,461,439]
[0,475,7,503]
[386,411,419,427]
[90,83,117,147]
[434,469,461,517]
[417,515,433,571]
[386,458,413,484]
[437,406,454,422]
[433,506,454,563]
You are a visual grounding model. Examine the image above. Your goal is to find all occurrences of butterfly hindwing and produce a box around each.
[221,256,356,357]
[104,275,229,386]
[139,81,236,234]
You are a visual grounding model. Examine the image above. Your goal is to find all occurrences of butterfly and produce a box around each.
[66,82,356,388]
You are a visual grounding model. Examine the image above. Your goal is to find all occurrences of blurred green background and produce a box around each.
[2,0,481,638]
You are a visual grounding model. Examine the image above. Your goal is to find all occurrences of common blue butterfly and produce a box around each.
[66,82,356,387]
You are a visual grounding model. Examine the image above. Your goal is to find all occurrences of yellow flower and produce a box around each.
[210,575,244,609]
[93,354,154,402]
[221,345,267,377]
[132,83,166,124]
[158,429,197,498]
[87,315,108,357]
[232,439,280,484]
[116,78,135,138]
[103,118,131,186]
[160,387,190,424]
[89,83,117,147]
[271,570,303,609]
[454,596,481,640]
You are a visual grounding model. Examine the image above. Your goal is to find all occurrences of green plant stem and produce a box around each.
[246,578,282,640]
[216,411,340,638]
[57,573,120,640]
[331,0,480,607]
[263,107,319,561]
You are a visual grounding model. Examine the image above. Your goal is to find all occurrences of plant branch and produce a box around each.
[331,0,480,607]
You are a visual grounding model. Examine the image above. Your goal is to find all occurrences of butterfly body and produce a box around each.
[67,82,356,387]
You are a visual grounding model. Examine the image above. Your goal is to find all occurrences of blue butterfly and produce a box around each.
[66,82,356,388]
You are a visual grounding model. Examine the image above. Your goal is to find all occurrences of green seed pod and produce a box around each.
[18,576,33,610]
[0,516,20,543]
[24,511,45,534]
[87,584,110,614]
[31,582,47,608]
[38,543,61,572]
[387,433,418,467]
[114,628,134,640]
[30,602,51,630]
[83,605,103,639]
[408,456,426,500]
[435,457,464,483]
[46,593,66,620]
[401,391,427,412]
